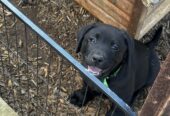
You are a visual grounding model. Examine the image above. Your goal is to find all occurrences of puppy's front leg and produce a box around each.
[69,83,98,107]
[106,104,125,116]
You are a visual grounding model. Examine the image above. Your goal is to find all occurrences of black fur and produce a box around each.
[69,23,162,116]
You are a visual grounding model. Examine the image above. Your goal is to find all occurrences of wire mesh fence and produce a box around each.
[0,0,136,115]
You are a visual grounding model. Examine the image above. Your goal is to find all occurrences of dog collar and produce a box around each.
[102,66,121,88]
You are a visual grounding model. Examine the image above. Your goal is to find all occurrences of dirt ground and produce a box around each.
[0,0,170,116]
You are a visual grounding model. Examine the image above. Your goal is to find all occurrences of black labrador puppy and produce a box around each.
[69,23,162,116]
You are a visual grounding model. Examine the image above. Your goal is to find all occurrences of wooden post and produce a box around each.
[139,53,170,116]
[135,0,170,39]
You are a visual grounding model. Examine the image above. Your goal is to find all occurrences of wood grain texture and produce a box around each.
[75,0,130,30]
[108,0,134,15]
[135,0,170,39]
[139,53,170,116]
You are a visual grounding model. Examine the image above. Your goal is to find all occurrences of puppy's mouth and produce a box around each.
[87,64,115,77]
[87,66,102,76]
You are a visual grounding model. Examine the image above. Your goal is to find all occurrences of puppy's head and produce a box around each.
[76,23,132,79]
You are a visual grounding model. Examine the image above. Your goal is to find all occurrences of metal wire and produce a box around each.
[0,52,5,90]
[2,5,10,64]
[24,24,30,115]
[45,46,51,114]
[95,93,103,116]
[35,35,39,116]
[55,57,63,114]
[13,15,24,116]
[111,105,118,116]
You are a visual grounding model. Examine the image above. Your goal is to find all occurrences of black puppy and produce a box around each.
[69,23,162,116]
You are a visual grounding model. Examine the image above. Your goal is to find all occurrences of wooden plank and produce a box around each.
[74,0,143,36]
[97,0,130,22]
[128,0,135,4]
[158,99,170,116]
[108,0,134,16]
[127,0,144,36]
[135,0,170,39]
[139,53,170,116]
[75,0,130,30]
[92,0,130,27]
[0,97,18,116]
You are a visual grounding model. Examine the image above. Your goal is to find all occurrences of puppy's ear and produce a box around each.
[76,23,97,53]
[145,26,163,48]
[121,30,136,73]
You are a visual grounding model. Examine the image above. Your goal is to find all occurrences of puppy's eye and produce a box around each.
[111,44,119,51]
[88,37,96,43]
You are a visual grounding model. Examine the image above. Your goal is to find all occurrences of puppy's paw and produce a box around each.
[69,90,86,107]
[106,107,125,116]
[106,110,113,116]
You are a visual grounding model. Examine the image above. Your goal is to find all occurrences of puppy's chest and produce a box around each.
[86,69,119,92]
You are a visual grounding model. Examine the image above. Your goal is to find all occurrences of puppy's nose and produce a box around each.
[92,54,104,63]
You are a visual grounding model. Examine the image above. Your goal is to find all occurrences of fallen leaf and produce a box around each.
[59,99,64,104]
[61,86,67,92]
[18,39,23,48]
[8,79,12,87]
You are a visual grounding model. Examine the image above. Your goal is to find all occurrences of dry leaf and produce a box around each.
[13,89,17,97]
[0,23,3,28]
[5,10,12,16]
[21,89,26,94]
[59,99,64,104]
[8,79,12,87]
[44,67,48,77]
[39,66,48,77]
[18,39,23,48]
[61,86,67,92]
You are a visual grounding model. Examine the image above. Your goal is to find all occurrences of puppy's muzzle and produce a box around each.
[91,53,104,65]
